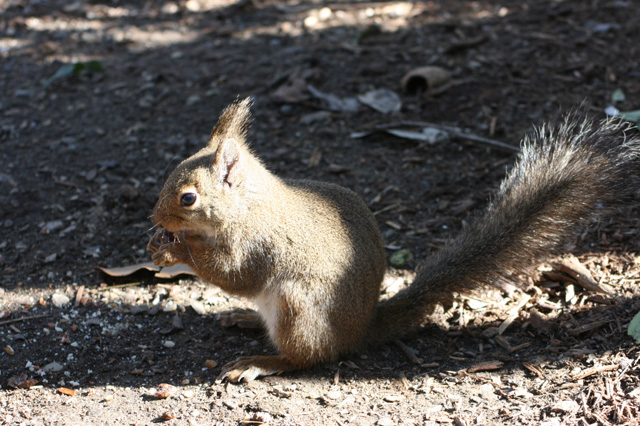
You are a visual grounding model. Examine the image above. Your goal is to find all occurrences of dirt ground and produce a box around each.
[2,0,640,424]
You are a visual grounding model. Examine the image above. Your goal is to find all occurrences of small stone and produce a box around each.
[129,304,149,315]
[85,169,97,181]
[551,400,579,414]
[325,390,341,400]
[299,111,331,125]
[43,361,64,372]
[51,293,70,307]
[160,411,176,420]
[120,184,138,200]
[15,295,32,305]
[41,220,64,234]
[190,301,206,315]
[83,246,101,258]
[44,253,57,263]
[163,301,177,312]
[163,340,175,348]
[185,95,201,106]
[378,418,394,426]
[205,359,217,369]
[383,395,402,403]
[223,400,238,409]
[154,383,177,399]
[246,412,272,424]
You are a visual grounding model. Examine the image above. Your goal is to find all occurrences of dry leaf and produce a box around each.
[58,387,76,396]
[358,88,401,114]
[96,262,196,279]
[7,374,38,389]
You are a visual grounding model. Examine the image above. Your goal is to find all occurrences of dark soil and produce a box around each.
[2,0,640,424]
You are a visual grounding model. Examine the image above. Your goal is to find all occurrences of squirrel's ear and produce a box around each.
[213,138,244,189]
[208,97,252,145]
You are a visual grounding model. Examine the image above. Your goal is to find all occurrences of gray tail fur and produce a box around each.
[364,113,640,347]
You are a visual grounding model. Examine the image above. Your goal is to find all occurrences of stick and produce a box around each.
[97,282,143,291]
[0,314,51,326]
[372,120,520,152]
[395,340,422,364]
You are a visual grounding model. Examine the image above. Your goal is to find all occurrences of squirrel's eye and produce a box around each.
[180,192,198,207]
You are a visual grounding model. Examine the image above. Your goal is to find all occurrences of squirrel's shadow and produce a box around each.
[3,282,639,388]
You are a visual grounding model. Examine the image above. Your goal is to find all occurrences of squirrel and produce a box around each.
[147,98,640,382]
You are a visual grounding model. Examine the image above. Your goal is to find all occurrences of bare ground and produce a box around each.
[2,0,640,424]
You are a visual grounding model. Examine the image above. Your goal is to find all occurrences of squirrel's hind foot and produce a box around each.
[218,355,301,382]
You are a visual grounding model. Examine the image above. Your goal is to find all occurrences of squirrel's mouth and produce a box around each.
[147,227,203,254]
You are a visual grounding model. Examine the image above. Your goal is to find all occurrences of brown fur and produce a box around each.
[148,99,640,381]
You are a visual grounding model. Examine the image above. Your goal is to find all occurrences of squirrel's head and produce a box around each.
[151,98,264,236]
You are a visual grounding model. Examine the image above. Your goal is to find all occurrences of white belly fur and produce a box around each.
[254,290,279,345]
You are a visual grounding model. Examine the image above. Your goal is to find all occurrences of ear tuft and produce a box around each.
[209,97,253,145]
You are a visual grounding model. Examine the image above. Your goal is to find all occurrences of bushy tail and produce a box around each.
[364,114,640,347]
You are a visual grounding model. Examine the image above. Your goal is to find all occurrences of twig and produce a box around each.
[371,120,520,152]
[0,314,51,326]
[97,282,143,291]
[395,340,422,364]
[372,202,401,216]
[572,364,618,380]
[498,294,531,335]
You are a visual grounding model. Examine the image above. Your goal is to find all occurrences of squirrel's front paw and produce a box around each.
[147,228,184,267]
[151,248,180,267]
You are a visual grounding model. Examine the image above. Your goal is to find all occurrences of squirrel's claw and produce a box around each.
[147,228,173,253]
[218,355,292,382]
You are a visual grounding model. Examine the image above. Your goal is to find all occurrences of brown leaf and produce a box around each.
[96,262,196,279]
[58,387,76,396]
[7,374,38,389]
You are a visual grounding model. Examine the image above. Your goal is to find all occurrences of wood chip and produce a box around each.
[74,286,85,307]
[572,364,618,380]
[468,360,504,373]
[494,335,511,351]
[567,320,612,336]
[498,294,531,335]
[522,362,545,378]
[395,340,422,364]
[308,147,322,168]
[550,254,612,294]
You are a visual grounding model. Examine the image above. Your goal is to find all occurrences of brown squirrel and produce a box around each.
[148,98,640,382]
